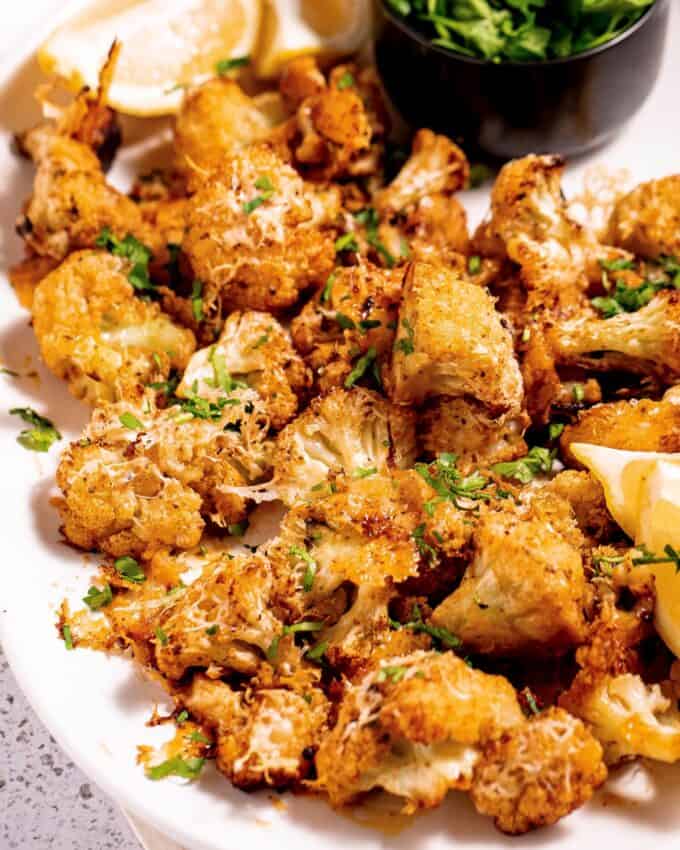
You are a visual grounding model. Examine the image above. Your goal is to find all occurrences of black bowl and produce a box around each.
[374,0,670,160]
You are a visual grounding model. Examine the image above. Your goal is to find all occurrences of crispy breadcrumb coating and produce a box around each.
[608,175,680,259]
[32,250,195,404]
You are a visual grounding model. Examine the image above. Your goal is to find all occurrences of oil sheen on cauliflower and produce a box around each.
[32,250,196,404]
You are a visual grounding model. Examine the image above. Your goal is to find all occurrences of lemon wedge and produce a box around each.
[37,0,262,116]
[255,0,371,79]
[571,442,680,656]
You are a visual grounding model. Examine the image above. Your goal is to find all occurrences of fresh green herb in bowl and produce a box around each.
[385,0,656,62]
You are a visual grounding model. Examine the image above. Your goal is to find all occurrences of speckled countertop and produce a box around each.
[1,646,139,850]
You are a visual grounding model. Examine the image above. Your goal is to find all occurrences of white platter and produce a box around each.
[2,4,680,849]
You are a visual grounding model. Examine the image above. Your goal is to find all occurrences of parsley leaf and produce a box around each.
[492,446,555,484]
[415,453,490,513]
[394,318,415,355]
[119,412,144,430]
[267,621,325,662]
[114,555,146,584]
[146,756,205,781]
[290,545,317,592]
[335,232,360,254]
[344,346,378,388]
[82,584,113,611]
[96,228,155,292]
[216,56,250,75]
[10,407,61,452]
[336,71,355,90]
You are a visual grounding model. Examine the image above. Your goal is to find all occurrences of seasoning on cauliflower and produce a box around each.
[270,387,418,505]
[550,291,680,385]
[470,708,607,834]
[183,145,340,314]
[385,262,523,412]
[56,394,273,557]
[539,470,617,543]
[608,175,680,259]
[315,650,524,810]
[431,494,587,656]
[290,262,403,392]
[181,673,328,789]
[178,310,310,429]
[31,250,195,404]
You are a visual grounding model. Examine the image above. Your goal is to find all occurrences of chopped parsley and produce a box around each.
[227,520,249,537]
[0,367,19,377]
[572,383,585,403]
[344,346,378,389]
[9,407,61,452]
[146,756,205,781]
[394,318,415,355]
[251,328,272,349]
[171,393,237,421]
[205,625,219,636]
[191,281,204,322]
[377,665,409,684]
[335,312,356,330]
[114,555,146,584]
[95,228,155,292]
[337,71,355,90]
[467,255,482,275]
[242,175,275,214]
[155,627,169,646]
[415,453,490,514]
[412,523,438,564]
[119,412,144,430]
[592,254,680,318]
[62,624,74,650]
[335,232,360,254]
[468,163,494,188]
[306,640,328,662]
[492,446,555,484]
[189,730,212,744]
[353,466,377,479]
[208,347,247,396]
[82,584,113,611]
[320,271,337,304]
[176,710,189,725]
[548,422,565,441]
[290,545,317,592]
[392,604,461,650]
[355,207,396,267]
[359,319,382,333]
[520,687,541,716]
[267,621,325,662]
[215,55,251,75]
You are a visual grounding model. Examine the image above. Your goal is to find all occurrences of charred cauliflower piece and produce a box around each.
[470,708,606,834]
[272,387,417,505]
[290,262,403,392]
[374,129,470,263]
[178,310,310,429]
[608,175,680,259]
[174,78,287,184]
[561,397,680,461]
[154,552,282,678]
[184,145,339,314]
[182,674,328,789]
[561,673,680,765]
[17,133,146,261]
[386,262,523,412]
[316,650,524,810]
[420,397,528,472]
[432,495,587,656]
[32,250,195,404]
[56,395,273,556]
[551,291,680,384]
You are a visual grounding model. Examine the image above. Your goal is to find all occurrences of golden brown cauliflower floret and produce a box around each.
[153,552,283,679]
[17,134,146,261]
[184,145,339,314]
[56,394,273,556]
[561,398,680,461]
[470,708,607,834]
[472,154,603,316]
[431,495,587,657]
[290,262,403,392]
[174,79,287,186]
[178,310,310,429]
[420,397,528,472]
[271,387,418,505]
[540,470,617,543]
[374,129,470,264]
[32,250,195,404]
[608,175,680,259]
[550,290,680,384]
[560,672,680,765]
[386,262,523,412]
[316,650,523,810]
[182,674,328,789]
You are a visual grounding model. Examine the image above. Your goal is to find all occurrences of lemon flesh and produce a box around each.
[571,443,680,656]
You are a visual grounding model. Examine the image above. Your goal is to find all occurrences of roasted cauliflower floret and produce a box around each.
[56,395,273,556]
[178,310,310,429]
[470,708,607,834]
[420,397,528,472]
[182,674,328,789]
[184,145,339,313]
[608,175,680,259]
[540,470,616,543]
[374,129,470,263]
[17,133,146,261]
[271,388,417,505]
[431,496,587,656]
[174,78,287,184]
[561,398,680,461]
[153,552,283,678]
[32,250,195,404]
[472,154,602,315]
[550,291,680,384]
[290,262,403,392]
[316,650,523,809]
[561,673,680,765]
[386,262,523,412]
